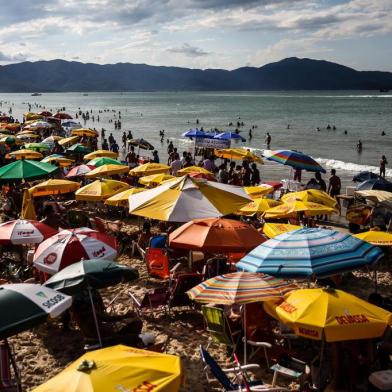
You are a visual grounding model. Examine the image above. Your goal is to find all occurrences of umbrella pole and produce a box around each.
[88,287,103,347]
[374,268,378,292]
[318,338,325,392]
[243,304,247,365]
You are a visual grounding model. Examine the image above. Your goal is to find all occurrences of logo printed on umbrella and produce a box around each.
[116,381,157,392]
[36,291,48,298]
[335,314,369,325]
[279,301,297,313]
[44,253,57,265]
[92,246,106,258]
[299,327,319,338]
[16,230,34,236]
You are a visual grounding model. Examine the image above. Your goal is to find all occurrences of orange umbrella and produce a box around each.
[168,218,264,252]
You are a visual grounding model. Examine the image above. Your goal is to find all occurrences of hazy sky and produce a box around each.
[0,0,391,70]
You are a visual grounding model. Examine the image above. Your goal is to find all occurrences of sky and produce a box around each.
[0,0,391,71]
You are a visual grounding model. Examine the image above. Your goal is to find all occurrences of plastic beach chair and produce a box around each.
[200,346,289,392]
[0,341,21,392]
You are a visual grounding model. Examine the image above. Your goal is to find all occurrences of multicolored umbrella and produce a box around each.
[0,219,57,245]
[263,150,325,173]
[0,160,58,182]
[33,228,118,275]
[66,164,96,178]
[237,228,383,279]
[84,149,118,160]
[129,163,170,177]
[0,283,72,340]
[128,175,251,222]
[85,164,129,178]
[32,345,182,392]
[87,157,122,167]
[41,135,63,147]
[169,218,264,252]
[53,112,73,119]
[75,179,129,201]
[66,143,91,154]
[264,288,392,342]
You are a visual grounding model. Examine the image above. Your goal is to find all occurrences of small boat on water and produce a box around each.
[31,92,42,96]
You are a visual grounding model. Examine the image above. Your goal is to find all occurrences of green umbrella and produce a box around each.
[0,159,59,182]
[25,142,50,152]
[66,143,91,154]
[87,157,122,167]
[0,136,16,144]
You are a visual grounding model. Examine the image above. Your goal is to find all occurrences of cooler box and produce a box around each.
[369,370,392,391]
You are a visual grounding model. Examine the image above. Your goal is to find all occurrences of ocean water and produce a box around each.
[1,91,391,186]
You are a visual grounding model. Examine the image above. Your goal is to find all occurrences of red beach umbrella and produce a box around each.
[53,112,73,119]
[33,228,117,275]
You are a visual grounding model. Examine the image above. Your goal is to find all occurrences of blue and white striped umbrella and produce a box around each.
[236,228,383,279]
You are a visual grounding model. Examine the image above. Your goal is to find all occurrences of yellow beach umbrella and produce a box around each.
[32,345,182,392]
[263,222,301,238]
[17,133,40,140]
[282,189,337,208]
[105,188,145,207]
[71,128,98,137]
[17,130,39,136]
[214,148,263,164]
[75,179,129,201]
[236,197,281,216]
[244,185,274,198]
[128,175,251,222]
[139,173,175,186]
[264,200,337,219]
[29,179,80,197]
[264,288,392,342]
[24,113,43,121]
[58,135,80,146]
[354,230,392,246]
[84,149,118,160]
[177,166,212,175]
[6,149,43,160]
[85,164,130,178]
[129,163,170,177]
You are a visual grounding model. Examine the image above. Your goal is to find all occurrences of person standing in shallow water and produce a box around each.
[380,155,388,178]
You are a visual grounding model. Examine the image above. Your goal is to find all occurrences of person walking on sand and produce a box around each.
[328,169,341,202]
[380,155,388,178]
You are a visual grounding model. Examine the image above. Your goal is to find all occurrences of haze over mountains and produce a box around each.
[0,57,391,92]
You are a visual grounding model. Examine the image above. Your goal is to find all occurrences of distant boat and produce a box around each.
[379,88,389,92]
[31,92,42,96]
[82,93,88,96]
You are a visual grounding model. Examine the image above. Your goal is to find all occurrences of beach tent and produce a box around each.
[237,228,383,279]
[128,175,251,222]
[32,345,182,392]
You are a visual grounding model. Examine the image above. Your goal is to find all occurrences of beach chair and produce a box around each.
[203,256,230,279]
[200,346,289,392]
[0,341,21,392]
[201,305,241,355]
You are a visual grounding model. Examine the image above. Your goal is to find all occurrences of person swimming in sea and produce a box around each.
[357,140,363,153]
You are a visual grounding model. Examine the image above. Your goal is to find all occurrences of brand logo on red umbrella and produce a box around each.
[92,246,106,258]
[44,253,57,265]
[17,230,34,236]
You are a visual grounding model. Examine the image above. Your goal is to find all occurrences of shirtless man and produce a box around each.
[327,169,341,208]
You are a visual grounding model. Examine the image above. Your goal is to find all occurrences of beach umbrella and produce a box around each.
[182,129,212,138]
[0,283,72,340]
[128,175,251,222]
[38,111,52,117]
[41,135,63,147]
[236,197,282,216]
[6,149,43,160]
[84,149,118,160]
[24,113,43,121]
[32,345,182,392]
[85,164,129,178]
[0,135,18,145]
[53,112,73,119]
[66,164,96,178]
[264,200,337,218]
[25,142,50,152]
[354,230,392,246]
[41,155,74,167]
[353,171,382,182]
[169,218,264,252]
[129,163,170,177]
[28,179,80,197]
[33,228,118,275]
[26,120,53,129]
[0,219,57,245]
[214,132,246,142]
[58,135,80,146]
[214,148,263,164]
[356,178,392,192]
[0,160,58,182]
[263,149,325,173]
[188,172,215,181]
[71,128,98,138]
[138,173,175,186]
[237,228,383,279]
[87,157,121,167]
[16,133,40,140]
[177,166,212,175]
[264,288,392,342]
[17,129,40,135]
[128,138,154,150]
[244,185,274,198]
[104,188,145,207]
[281,189,338,208]
[355,190,392,209]
[66,143,91,154]
[75,179,129,201]
[262,223,301,239]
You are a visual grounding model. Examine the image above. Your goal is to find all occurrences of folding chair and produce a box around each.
[200,346,289,392]
[201,305,241,356]
[0,341,21,392]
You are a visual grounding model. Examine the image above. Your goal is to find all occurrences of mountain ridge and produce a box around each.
[0,57,391,92]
